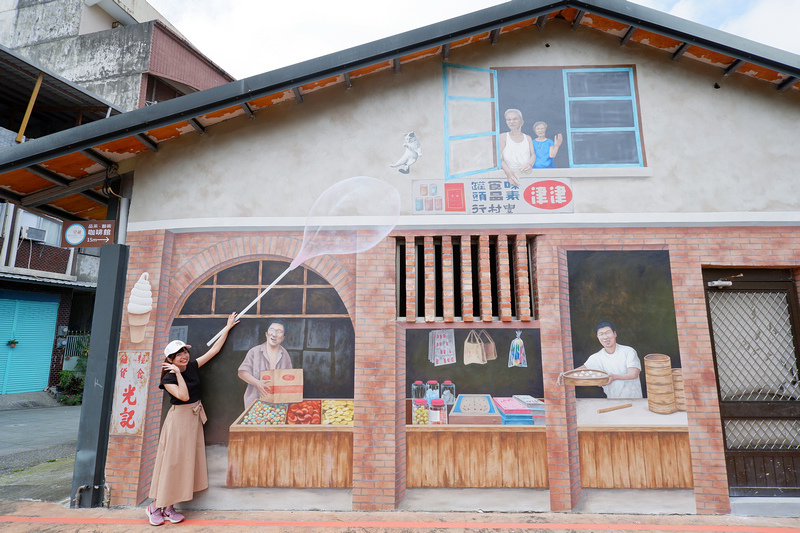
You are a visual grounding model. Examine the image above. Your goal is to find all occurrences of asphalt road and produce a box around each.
[0,405,81,473]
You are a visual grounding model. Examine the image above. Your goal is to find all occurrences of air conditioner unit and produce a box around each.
[21,226,47,242]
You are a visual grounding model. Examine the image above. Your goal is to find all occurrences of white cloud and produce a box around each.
[719,0,800,54]
[149,0,507,78]
[151,0,799,79]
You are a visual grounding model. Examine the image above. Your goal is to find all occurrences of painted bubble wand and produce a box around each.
[207,176,401,345]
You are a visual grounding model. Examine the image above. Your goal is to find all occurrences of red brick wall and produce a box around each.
[149,23,234,93]
[104,224,800,514]
[107,230,357,506]
[352,236,403,510]
[13,240,70,273]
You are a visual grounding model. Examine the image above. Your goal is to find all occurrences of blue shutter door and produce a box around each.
[0,293,59,394]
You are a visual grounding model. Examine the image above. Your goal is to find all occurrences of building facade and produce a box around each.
[1,0,798,515]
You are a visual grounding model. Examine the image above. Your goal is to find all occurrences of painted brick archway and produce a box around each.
[107,229,360,506]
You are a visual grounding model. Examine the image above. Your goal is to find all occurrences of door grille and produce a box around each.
[708,291,800,402]
[723,419,800,450]
[705,271,800,496]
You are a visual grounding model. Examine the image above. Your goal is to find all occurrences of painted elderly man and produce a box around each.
[237,318,293,408]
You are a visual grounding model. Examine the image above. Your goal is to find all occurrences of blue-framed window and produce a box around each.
[443,64,644,177]
[562,68,642,167]
[442,63,501,180]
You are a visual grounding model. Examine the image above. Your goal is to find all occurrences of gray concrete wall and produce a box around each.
[0,0,83,48]
[127,20,800,228]
[13,21,153,111]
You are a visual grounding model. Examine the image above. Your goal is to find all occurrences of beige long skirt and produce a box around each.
[148,401,208,508]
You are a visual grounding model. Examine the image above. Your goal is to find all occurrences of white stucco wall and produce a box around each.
[127,20,800,229]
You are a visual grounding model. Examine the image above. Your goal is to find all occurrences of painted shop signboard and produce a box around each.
[412,177,573,214]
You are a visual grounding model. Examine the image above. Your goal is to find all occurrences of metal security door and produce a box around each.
[704,269,800,496]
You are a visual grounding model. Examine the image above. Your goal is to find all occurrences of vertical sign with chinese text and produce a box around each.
[110,350,150,436]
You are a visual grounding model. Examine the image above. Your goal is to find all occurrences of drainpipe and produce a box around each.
[6,206,23,268]
[116,197,129,245]
[0,202,15,266]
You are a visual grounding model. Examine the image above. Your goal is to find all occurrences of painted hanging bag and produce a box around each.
[463,330,487,365]
[428,329,456,366]
[508,330,527,367]
[478,330,497,360]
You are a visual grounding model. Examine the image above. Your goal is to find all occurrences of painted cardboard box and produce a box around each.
[259,369,303,403]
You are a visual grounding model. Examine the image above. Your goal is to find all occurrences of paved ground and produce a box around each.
[0,499,799,533]
[0,391,80,505]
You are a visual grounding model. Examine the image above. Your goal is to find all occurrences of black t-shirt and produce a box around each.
[160,359,201,405]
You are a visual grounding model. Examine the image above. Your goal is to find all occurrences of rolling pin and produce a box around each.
[597,403,632,414]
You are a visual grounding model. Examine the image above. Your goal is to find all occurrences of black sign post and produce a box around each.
[70,243,129,507]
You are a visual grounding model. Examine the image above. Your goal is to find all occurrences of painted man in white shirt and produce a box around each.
[558,320,643,398]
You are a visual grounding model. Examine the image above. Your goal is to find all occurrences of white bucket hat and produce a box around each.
[164,340,192,357]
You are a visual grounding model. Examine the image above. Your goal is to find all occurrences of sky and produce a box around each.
[146,0,800,80]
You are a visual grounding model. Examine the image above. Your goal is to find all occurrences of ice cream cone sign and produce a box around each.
[127,272,153,343]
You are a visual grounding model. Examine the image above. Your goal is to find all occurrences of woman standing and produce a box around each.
[146,312,238,526]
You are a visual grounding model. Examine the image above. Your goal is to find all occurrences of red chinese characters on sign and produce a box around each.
[523,180,573,210]
[111,350,150,436]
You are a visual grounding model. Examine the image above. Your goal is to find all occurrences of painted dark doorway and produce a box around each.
[167,260,355,444]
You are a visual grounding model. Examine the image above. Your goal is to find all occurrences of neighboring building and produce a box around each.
[0,0,799,517]
[0,0,234,112]
[0,0,233,393]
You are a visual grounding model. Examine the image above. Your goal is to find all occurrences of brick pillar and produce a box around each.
[423,236,435,322]
[441,236,455,323]
[514,235,532,322]
[461,236,474,322]
[405,236,416,322]
[496,235,512,322]
[669,245,730,515]
[478,235,492,322]
[352,237,403,510]
[105,229,175,506]
[538,236,581,512]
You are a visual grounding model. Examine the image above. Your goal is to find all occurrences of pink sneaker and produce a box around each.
[162,505,185,523]
[146,503,164,526]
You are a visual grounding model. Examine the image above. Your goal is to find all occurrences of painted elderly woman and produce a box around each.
[499,108,535,187]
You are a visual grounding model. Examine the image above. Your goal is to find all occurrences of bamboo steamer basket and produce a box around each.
[644,354,676,414]
[672,368,686,411]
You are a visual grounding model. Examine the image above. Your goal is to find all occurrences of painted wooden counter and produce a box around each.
[406,425,549,488]
[227,409,353,488]
[576,398,692,489]
[406,399,692,490]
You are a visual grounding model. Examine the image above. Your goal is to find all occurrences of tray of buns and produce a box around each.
[563,369,609,386]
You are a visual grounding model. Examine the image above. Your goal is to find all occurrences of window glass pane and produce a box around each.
[214,288,259,314]
[216,261,259,285]
[571,131,640,165]
[260,288,304,314]
[180,288,213,315]
[18,210,61,246]
[448,136,498,177]
[569,100,635,128]
[306,288,349,315]
[566,71,632,97]
[262,260,303,285]
[447,100,496,137]
[446,67,494,98]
